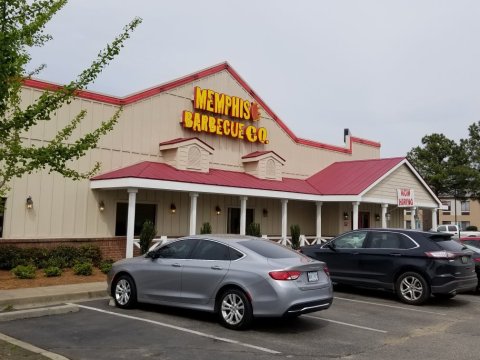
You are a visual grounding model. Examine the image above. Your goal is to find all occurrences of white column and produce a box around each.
[411,207,416,229]
[240,196,248,235]
[316,202,323,239]
[281,199,288,245]
[352,202,360,230]
[431,208,438,230]
[381,203,388,229]
[126,188,138,258]
[189,193,198,235]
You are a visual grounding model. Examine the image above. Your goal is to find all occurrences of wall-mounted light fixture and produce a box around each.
[343,212,349,220]
[170,203,176,214]
[263,208,268,217]
[215,205,221,215]
[386,213,391,221]
[26,196,33,210]
[375,213,380,221]
[98,201,105,212]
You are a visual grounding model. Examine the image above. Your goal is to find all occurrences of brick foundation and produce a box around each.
[0,237,140,261]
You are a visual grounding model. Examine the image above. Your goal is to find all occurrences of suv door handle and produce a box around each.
[211,265,222,270]
[172,263,182,267]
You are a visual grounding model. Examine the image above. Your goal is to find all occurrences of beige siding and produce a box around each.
[4,69,382,239]
[364,165,437,207]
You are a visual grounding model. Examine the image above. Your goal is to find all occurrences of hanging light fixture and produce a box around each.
[26,196,33,209]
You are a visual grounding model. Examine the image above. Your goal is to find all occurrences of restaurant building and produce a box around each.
[0,63,442,258]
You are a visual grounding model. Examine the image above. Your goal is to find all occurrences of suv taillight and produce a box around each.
[425,251,456,259]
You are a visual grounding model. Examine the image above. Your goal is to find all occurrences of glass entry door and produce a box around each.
[227,208,254,234]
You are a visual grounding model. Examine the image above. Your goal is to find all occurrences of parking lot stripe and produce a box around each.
[334,297,447,316]
[304,315,387,333]
[70,304,281,354]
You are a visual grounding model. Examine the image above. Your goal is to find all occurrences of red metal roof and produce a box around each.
[92,158,405,196]
[92,161,320,194]
[241,151,286,162]
[306,157,405,195]
[159,137,214,151]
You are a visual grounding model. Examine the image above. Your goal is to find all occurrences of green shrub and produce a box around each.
[290,224,301,250]
[78,245,102,267]
[0,245,23,270]
[99,259,114,274]
[73,262,93,276]
[43,266,62,277]
[139,220,157,255]
[11,264,37,279]
[246,222,261,237]
[466,225,478,231]
[49,246,80,268]
[22,247,50,268]
[200,222,212,234]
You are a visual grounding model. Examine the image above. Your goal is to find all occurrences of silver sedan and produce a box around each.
[107,235,333,330]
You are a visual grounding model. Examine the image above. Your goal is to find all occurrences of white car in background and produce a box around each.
[434,225,480,238]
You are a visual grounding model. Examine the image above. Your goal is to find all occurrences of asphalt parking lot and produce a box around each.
[0,288,479,360]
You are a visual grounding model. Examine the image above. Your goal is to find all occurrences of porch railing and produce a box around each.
[133,234,331,252]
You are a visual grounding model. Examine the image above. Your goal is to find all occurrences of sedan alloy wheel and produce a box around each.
[218,289,253,330]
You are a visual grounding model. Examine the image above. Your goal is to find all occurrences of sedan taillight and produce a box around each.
[269,271,301,280]
[323,265,330,277]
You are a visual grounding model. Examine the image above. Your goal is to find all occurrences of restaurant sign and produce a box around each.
[182,87,269,144]
[397,188,415,207]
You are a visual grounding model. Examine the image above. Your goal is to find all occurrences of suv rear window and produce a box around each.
[430,236,465,251]
[239,240,297,258]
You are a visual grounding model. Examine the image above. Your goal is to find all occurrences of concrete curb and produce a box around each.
[0,304,79,322]
[0,332,70,359]
[0,282,108,310]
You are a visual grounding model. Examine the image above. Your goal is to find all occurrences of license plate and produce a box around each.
[307,271,319,282]
[461,256,468,264]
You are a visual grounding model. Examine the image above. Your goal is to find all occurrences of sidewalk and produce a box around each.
[0,282,107,311]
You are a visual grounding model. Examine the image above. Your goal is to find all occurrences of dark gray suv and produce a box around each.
[300,229,478,305]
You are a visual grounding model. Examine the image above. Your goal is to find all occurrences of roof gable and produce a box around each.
[24,62,380,155]
[307,157,405,195]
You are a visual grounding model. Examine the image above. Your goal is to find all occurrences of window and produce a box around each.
[191,240,230,261]
[367,232,416,249]
[156,239,198,259]
[115,203,156,236]
[460,221,471,231]
[461,201,470,215]
[239,239,298,258]
[442,201,451,215]
[332,231,367,249]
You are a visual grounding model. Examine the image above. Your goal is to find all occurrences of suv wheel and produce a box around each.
[395,272,430,305]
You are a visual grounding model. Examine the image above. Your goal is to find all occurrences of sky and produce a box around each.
[27,0,480,158]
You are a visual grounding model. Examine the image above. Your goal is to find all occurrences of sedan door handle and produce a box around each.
[211,265,222,270]
[172,263,182,267]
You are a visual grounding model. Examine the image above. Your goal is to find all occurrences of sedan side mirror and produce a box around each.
[146,251,159,260]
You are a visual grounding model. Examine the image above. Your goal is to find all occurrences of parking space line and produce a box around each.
[304,315,387,333]
[69,304,281,355]
[334,297,447,316]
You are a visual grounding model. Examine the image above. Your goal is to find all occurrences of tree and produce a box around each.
[0,0,142,199]
[406,133,459,196]
[461,121,480,199]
